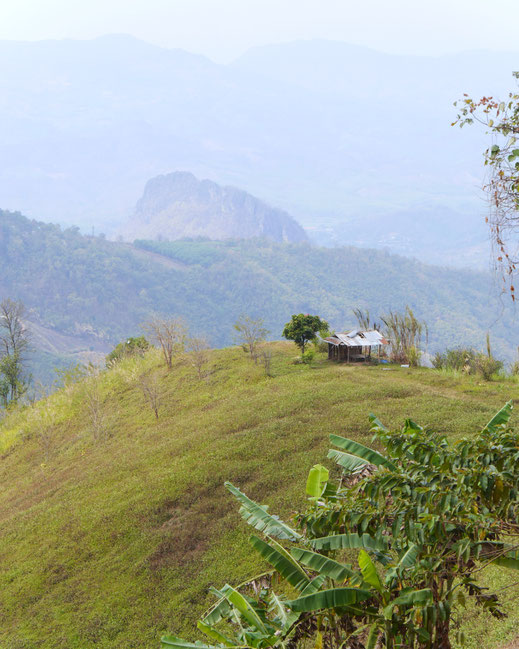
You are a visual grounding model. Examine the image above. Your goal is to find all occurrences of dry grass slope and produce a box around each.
[0,343,518,648]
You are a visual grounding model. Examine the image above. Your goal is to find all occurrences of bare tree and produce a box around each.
[259,345,273,377]
[0,298,31,405]
[0,299,29,356]
[138,373,161,420]
[233,315,269,363]
[143,316,188,369]
[188,336,211,380]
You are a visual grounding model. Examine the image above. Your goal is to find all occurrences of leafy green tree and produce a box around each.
[282,313,328,356]
[163,402,519,649]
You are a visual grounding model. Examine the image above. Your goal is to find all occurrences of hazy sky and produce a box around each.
[0,0,517,62]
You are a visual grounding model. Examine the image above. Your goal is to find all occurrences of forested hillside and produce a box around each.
[1,209,517,360]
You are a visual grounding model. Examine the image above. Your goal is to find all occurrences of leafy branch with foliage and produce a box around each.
[454,74,519,294]
[162,402,519,649]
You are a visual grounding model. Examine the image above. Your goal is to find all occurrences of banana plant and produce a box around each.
[162,402,519,649]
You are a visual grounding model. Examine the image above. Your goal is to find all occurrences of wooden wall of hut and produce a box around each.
[328,344,365,362]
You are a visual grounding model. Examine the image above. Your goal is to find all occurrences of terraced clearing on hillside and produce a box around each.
[1,343,519,649]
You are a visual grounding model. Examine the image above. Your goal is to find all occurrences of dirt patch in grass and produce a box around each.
[146,486,233,568]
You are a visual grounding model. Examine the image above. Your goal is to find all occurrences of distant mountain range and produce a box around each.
[0,35,515,266]
[120,171,308,243]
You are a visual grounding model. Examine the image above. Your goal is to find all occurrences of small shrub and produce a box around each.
[407,345,421,367]
[433,347,503,380]
[475,355,503,381]
[433,347,477,372]
[106,336,149,366]
[302,349,315,364]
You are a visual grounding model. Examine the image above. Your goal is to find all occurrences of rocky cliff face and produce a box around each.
[121,172,308,243]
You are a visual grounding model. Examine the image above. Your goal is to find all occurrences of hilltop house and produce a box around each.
[323,329,389,362]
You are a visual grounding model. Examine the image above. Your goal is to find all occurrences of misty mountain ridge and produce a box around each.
[121,171,308,243]
[0,34,515,266]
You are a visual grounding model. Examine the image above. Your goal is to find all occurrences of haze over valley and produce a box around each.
[1,35,515,267]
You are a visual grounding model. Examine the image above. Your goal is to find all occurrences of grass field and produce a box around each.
[1,343,519,649]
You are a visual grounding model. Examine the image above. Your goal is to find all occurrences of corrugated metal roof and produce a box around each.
[325,330,388,347]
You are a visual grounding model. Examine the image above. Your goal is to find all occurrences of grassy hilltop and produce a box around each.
[1,344,519,648]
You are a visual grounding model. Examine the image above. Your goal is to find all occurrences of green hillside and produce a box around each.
[2,210,519,365]
[1,344,519,648]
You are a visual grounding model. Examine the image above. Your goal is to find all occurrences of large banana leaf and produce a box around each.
[396,544,419,570]
[201,588,233,626]
[286,587,372,612]
[383,588,433,619]
[312,533,387,552]
[249,535,310,591]
[268,592,298,628]
[327,449,369,473]
[290,547,363,585]
[161,636,218,648]
[220,584,268,633]
[358,550,382,592]
[225,482,301,541]
[197,621,235,647]
[306,464,329,498]
[366,623,381,649]
[329,435,396,471]
[299,574,326,595]
[482,401,513,434]
[368,414,388,434]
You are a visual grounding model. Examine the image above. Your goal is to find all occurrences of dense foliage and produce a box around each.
[167,403,519,649]
[2,211,519,359]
